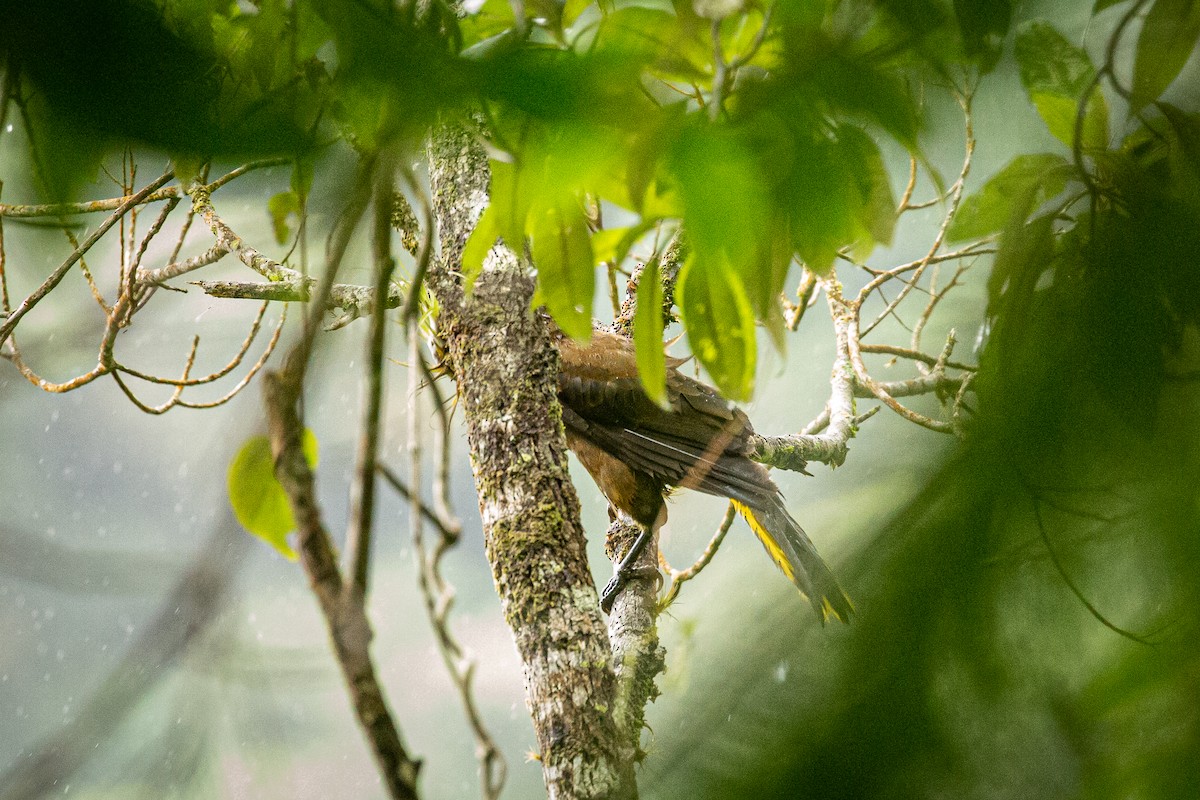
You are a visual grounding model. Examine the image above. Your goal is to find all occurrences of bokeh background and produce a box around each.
[3,1,1199,798]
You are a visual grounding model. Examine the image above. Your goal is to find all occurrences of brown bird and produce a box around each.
[554,327,852,622]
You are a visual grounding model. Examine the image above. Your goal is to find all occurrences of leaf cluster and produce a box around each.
[2,0,1010,402]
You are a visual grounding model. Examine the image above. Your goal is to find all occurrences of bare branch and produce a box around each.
[0,158,288,218]
[859,342,977,372]
[192,278,403,315]
[190,184,301,283]
[858,93,977,337]
[784,266,817,331]
[264,368,422,800]
[395,337,508,800]
[0,168,173,348]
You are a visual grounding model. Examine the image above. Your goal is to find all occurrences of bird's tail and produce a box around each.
[732,497,853,624]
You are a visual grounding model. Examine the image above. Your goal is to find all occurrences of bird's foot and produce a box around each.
[600,565,660,614]
[600,573,625,614]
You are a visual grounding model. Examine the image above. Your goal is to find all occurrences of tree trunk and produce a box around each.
[426,122,632,798]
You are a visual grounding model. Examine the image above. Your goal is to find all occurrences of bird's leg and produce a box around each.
[600,524,653,613]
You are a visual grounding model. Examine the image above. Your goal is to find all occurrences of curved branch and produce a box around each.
[0,168,173,348]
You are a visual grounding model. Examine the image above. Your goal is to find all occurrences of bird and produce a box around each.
[553,326,852,622]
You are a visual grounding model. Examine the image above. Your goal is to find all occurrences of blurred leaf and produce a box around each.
[531,197,595,341]
[267,190,302,245]
[245,0,288,89]
[0,0,312,187]
[984,210,1057,342]
[954,0,1012,69]
[290,155,315,200]
[527,0,567,35]
[562,0,592,27]
[678,252,756,401]
[1015,21,1109,149]
[669,124,768,272]
[490,158,532,258]
[592,221,657,268]
[172,154,205,189]
[634,258,668,406]
[813,55,921,150]
[839,124,897,249]
[228,431,319,560]
[1130,0,1200,113]
[725,9,770,59]
[948,153,1073,242]
[461,203,501,291]
[786,137,860,274]
[459,0,518,49]
[590,6,710,81]
[1092,0,1127,11]
[693,0,746,21]
[1158,103,1200,208]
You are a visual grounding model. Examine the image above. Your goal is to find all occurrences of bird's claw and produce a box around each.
[600,574,625,614]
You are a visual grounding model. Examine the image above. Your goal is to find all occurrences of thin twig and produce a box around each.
[0,159,287,218]
[859,342,977,372]
[859,91,976,337]
[401,341,507,800]
[0,168,174,347]
[346,164,398,600]
[1030,497,1155,645]
[658,502,737,611]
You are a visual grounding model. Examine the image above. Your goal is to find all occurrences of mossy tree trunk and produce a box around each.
[426,123,637,799]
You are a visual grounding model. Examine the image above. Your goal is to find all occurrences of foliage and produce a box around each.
[3,0,1200,797]
[4,0,997,401]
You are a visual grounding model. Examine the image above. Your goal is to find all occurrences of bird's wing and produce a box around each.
[558,371,780,509]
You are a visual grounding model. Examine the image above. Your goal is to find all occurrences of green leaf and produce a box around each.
[669,125,768,269]
[562,0,593,27]
[267,190,301,245]
[591,221,657,269]
[1130,0,1200,113]
[1092,0,1127,12]
[531,198,595,341]
[814,55,921,151]
[489,159,531,256]
[1160,103,1200,176]
[954,0,1012,70]
[839,125,897,249]
[589,7,710,81]
[1158,103,1200,208]
[786,137,860,274]
[459,0,518,49]
[1015,21,1109,149]
[228,431,319,560]
[677,253,757,401]
[634,258,668,407]
[461,204,501,292]
[290,155,315,200]
[172,154,205,190]
[948,153,1073,242]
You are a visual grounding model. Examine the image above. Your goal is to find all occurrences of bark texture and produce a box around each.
[604,518,664,776]
[427,122,626,799]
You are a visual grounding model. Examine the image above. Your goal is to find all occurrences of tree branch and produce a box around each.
[264,367,422,800]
